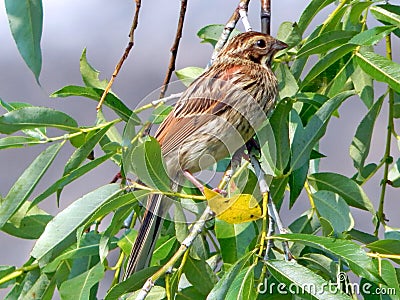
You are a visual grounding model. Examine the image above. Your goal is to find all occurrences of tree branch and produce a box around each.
[260,0,271,34]
[96,0,142,111]
[159,0,188,99]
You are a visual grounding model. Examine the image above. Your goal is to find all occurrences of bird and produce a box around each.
[123,31,287,278]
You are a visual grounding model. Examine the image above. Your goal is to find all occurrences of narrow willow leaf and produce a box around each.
[366,239,400,264]
[301,44,356,88]
[0,136,42,149]
[349,2,374,25]
[59,263,104,300]
[355,51,400,93]
[31,153,114,207]
[388,158,400,187]
[350,96,383,172]
[349,25,397,46]
[0,99,47,139]
[5,0,43,81]
[51,85,136,122]
[150,104,173,124]
[183,256,217,296]
[215,219,256,264]
[297,30,356,58]
[308,172,374,213]
[226,265,256,300]
[31,184,122,265]
[297,0,336,34]
[351,64,374,109]
[0,107,79,134]
[276,64,299,100]
[276,22,302,48]
[206,251,253,299]
[175,67,204,87]
[63,123,113,175]
[371,5,400,28]
[289,162,308,208]
[263,99,292,175]
[277,234,381,283]
[1,201,52,239]
[291,91,354,170]
[80,48,108,89]
[313,191,354,233]
[18,272,55,300]
[0,143,63,228]
[124,136,170,191]
[197,24,241,46]
[104,267,159,299]
[266,260,352,300]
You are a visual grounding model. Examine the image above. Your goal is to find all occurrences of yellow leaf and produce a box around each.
[203,187,262,224]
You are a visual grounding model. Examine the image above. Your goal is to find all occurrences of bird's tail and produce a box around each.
[123,193,165,279]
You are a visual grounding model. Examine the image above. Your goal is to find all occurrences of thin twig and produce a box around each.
[260,0,271,34]
[159,0,188,99]
[96,0,142,111]
[239,1,253,32]
[209,0,251,66]
[136,206,214,300]
[250,152,292,260]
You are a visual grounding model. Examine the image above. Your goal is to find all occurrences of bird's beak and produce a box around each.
[272,40,288,51]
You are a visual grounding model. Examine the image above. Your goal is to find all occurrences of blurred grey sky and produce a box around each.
[0,0,399,297]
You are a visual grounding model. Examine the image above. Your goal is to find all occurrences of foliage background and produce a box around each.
[0,0,400,298]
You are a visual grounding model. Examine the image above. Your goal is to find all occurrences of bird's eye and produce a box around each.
[256,39,266,48]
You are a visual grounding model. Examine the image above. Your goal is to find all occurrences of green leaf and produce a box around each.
[0,107,79,134]
[308,172,375,213]
[104,267,159,299]
[277,233,381,283]
[183,256,217,296]
[0,143,62,228]
[215,220,255,264]
[31,184,122,265]
[297,0,336,34]
[1,201,52,239]
[197,24,241,46]
[289,162,309,208]
[349,2,374,25]
[31,153,114,206]
[126,286,166,300]
[150,104,173,124]
[348,228,378,244]
[124,136,170,191]
[51,85,136,122]
[206,251,253,299]
[0,136,42,149]
[266,260,352,299]
[301,44,356,88]
[63,123,113,176]
[291,91,354,170]
[80,48,108,89]
[350,96,383,173]
[351,64,374,109]
[59,263,104,300]
[0,99,47,139]
[366,239,400,264]
[175,67,204,87]
[226,265,256,300]
[349,26,397,46]
[263,99,292,175]
[313,191,354,234]
[5,0,43,82]
[276,22,302,48]
[355,51,400,94]
[371,5,400,28]
[276,64,299,100]
[388,158,400,187]
[297,30,356,58]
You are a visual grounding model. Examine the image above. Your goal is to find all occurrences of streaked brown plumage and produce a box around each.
[124,31,287,278]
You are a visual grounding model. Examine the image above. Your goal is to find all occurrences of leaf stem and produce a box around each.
[0,263,39,286]
[375,34,394,236]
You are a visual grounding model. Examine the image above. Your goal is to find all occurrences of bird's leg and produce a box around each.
[183,170,227,196]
